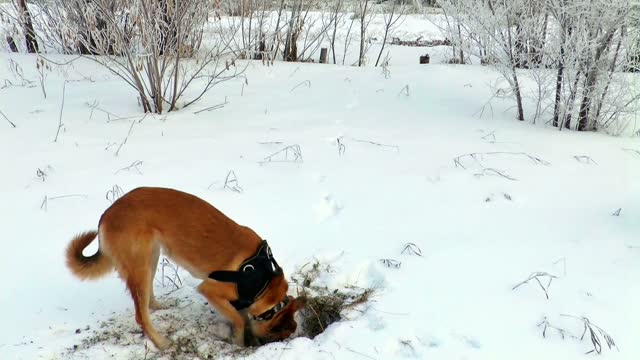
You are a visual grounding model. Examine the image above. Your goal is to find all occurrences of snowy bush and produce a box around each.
[31,0,246,114]
[437,0,640,133]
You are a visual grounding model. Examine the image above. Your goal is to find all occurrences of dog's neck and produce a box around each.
[251,295,289,322]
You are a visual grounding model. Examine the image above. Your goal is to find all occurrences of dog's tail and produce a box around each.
[65,230,113,280]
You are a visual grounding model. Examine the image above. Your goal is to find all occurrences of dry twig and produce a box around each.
[223,170,243,193]
[261,145,303,164]
[40,194,88,211]
[0,109,16,128]
[115,160,144,175]
[454,151,550,169]
[54,81,67,142]
[106,185,125,203]
[537,317,577,340]
[513,272,557,299]
[574,155,598,165]
[353,138,399,152]
[474,168,517,181]
[115,115,145,156]
[379,259,402,269]
[290,80,311,93]
[193,97,228,114]
[401,243,422,256]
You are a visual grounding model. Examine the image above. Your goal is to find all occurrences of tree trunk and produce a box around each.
[506,14,524,121]
[457,23,464,64]
[562,71,582,130]
[594,28,624,124]
[531,13,548,66]
[514,21,526,68]
[552,58,564,127]
[271,0,286,61]
[375,6,394,67]
[577,28,617,131]
[512,69,525,121]
[6,36,18,52]
[284,2,300,62]
[358,0,369,67]
[18,0,39,53]
[330,2,341,64]
[553,23,571,127]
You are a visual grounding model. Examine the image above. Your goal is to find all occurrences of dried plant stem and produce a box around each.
[115,115,145,156]
[0,109,16,128]
[193,97,228,115]
[54,82,66,142]
[353,138,399,151]
[290,80,311,93]
[454,151,550,169]
[513,272,557,299]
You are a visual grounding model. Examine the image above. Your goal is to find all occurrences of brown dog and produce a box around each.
[65,187,303,350]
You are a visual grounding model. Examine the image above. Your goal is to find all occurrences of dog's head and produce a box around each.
[248,274,305,344]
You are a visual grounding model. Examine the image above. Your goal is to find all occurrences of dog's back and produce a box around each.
[99,187,261,277]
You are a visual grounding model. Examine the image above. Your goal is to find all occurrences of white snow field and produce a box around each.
[1,13,640,360]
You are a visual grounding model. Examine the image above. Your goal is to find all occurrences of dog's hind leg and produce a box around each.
[148,243,169,311]
[126,254,171,350]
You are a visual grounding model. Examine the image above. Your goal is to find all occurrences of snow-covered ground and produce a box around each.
[1,12,640,360]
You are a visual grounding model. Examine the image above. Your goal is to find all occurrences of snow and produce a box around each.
[1,12,640,360]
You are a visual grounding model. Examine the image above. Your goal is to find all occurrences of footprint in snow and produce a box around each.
[452,333,482,349]
[484,192,512,202]
[313,193,343,222]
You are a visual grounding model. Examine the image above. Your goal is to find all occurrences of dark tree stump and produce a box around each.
[319,48,328,64]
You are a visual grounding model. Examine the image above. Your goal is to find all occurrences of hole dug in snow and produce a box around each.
[67,260,373,359]
[290,260,375,339]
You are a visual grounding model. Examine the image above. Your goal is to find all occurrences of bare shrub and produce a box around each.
[375,0,407,67]
[37,0,247,114]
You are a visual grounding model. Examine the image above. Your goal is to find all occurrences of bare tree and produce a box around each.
[283,0,304,61]
[436,0,636,132]
[39,0,246,114]
[375,1,407,67]
[356,0,373,66]
[545,0,633,132]
[437,0,526,121]
[341,3,358,65]
[16,0,38,52]
[328,0,346,64]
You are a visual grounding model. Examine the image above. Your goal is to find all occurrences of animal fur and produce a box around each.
[65,187,302,350]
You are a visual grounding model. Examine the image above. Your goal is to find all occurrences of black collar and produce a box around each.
[208,240,282,310]
[252,296,289,322]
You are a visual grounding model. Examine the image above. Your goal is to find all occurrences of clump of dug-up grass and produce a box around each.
[292,260,375,339]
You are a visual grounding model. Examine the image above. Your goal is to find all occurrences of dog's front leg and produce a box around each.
[197,280,246,346]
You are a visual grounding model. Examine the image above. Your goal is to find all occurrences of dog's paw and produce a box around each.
[150,299,170,311]
[153,337,172,351]
[233,330,246,347]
